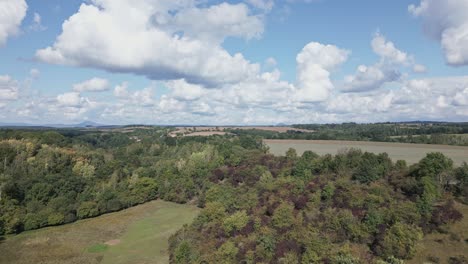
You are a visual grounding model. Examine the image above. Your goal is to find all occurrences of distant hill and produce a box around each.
[0,121,109,128]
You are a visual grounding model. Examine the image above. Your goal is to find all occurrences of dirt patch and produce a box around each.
[104,239,121,246]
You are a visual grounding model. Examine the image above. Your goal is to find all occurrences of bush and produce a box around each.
[223,210,249,234]
[47,212,65,226]
[272,202,295,229]
[374,223,423,259]
[77,201,99,219]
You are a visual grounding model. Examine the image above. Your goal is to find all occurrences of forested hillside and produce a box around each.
[0,128,467,263]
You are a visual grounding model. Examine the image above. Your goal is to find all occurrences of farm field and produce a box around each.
[0,200,199,264]
[264,139,468,165]
[168,126,313,137]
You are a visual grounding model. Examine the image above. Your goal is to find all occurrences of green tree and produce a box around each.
[216,241,239,264]
[223,210,249,234]
[77,201,99,219]
[272,202,295,229]
[375,223,423,259]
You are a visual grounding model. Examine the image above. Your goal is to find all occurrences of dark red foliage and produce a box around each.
[430,200,463,230]
[274,239,301,259]
[293,195,308,210]
[239,220,256,236]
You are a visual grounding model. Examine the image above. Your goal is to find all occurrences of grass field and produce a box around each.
[408,202,468,264]
[264,139,468,165]
[0,200,199,264]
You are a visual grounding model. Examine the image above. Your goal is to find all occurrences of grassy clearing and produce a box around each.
[409,202,468,264]
[264,139,468,165]
[0,200,199,264]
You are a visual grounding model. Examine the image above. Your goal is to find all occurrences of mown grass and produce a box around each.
[0,200,199,264]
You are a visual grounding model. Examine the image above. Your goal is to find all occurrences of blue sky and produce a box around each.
[0,0,467,125]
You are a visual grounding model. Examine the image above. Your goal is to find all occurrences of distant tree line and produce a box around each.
[227,122,468,146]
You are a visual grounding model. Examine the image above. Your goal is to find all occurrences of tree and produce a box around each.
[77,201,99,219]
[223,210,249,234]
[374,223,423,259]
[417,152,453,181]
[174,240,196,264]
[272,202,295,229]
[285,148,298,160]
[216,241,239,264]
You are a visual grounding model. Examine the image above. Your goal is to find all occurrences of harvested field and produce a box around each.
[264,139,468,165]
[0,200,199,264]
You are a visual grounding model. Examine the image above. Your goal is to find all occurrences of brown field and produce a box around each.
[168,126,314,137]
[264,139,468,165]
[0,200,199,264]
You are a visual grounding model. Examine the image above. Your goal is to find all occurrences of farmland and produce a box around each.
[168,126,313,137]
[264,139,468,165]
[0,200,199,264]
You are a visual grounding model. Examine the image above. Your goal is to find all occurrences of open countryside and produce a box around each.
[265,139,468,165]
[0,200,199,264]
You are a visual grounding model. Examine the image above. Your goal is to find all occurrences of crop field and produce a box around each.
[264,139,468,165]
[0,200,199,264]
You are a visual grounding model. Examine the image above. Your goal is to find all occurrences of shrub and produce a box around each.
[223,210,249,234]
[77,201,99,219]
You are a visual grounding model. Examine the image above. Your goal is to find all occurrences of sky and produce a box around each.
[0,0,467,125]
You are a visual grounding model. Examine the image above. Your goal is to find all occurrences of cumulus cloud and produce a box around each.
[371,33,408,64]
[343,65,400,92]
[170,3,264,42]
[35,0,262,86]
[0,0,27,46]
[295,42,349,102]
[409,0,468,66]
[114,82,155,107]
[0,75,20,100]
[56,92,85,107]
[343,33,422,92]
[73,77,110,92]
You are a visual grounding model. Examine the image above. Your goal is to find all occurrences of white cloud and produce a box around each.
[166,79,207,101]
[35,0,263,86]
[56,92,84,107]
[409,0,468,66]
[343,33,421,92]
[73,77,110,92]
[0,75,19,100]
[412,64,427,73]
[171,3,264,43]
[343,65,400,92]
[371,32,408,64]
[454,87,468,106]
[295,42,349,102]
[29,12,46,31]
[0,0,27,46]
[113,82,155,106]
[247,0,274,11]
